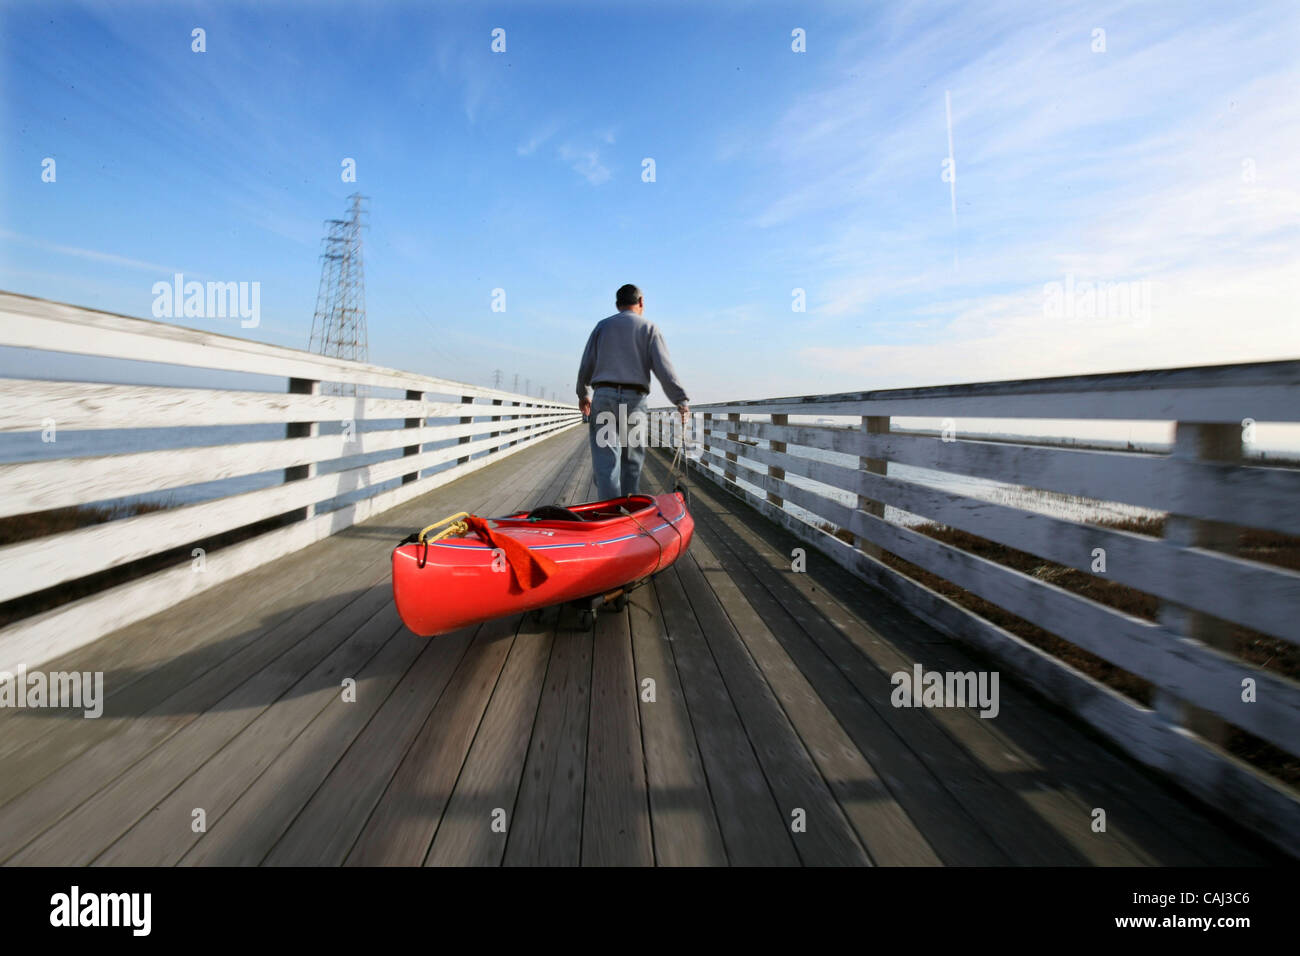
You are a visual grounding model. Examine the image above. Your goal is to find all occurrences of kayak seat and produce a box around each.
[526,504,586,522]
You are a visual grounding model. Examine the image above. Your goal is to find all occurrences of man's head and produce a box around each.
[616,284,644,314]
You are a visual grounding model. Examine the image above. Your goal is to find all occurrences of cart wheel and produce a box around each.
[611,593,629,612]
[579,609,596,630]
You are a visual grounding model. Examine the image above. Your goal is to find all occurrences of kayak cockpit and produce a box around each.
[493,494,658,526]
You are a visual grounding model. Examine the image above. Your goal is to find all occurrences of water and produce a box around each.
[688,432,1168,531]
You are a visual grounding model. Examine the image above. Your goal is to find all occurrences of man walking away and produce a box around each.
[576,284,690,500]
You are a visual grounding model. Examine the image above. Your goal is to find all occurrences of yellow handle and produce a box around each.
[418,511,471,544]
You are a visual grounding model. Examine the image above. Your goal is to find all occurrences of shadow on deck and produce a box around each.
[0,429,1281,865]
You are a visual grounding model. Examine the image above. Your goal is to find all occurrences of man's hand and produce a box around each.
[678,403,689,421]
[579,397,592,418]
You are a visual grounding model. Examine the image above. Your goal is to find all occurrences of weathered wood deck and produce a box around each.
[0,428,1279,865]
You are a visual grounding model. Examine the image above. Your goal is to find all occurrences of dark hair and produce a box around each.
[616,284,642,308]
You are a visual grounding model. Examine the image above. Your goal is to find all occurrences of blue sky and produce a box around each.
[2,0,1298,406]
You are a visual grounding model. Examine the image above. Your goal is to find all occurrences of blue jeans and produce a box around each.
[588,386,648,500]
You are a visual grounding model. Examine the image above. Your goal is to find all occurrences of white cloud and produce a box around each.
[797,258,1300,389]
[558,144,611,185]
[0,229,208,277]
[517,120,562,156]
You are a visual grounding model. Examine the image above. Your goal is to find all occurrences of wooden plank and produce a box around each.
[0,419,575,517]
[179,439,575,866]
[695,444,1300,753]
[855,415,888,560]
[858,554,1300,861]
[186,628,461,865]
[0,577,391,814]
[0,421,560,776]
[678,451,1300,859]
[530,436,588,510]
[422,613,557,866]
[0,377,575,433]
[673,512,970,863]
[668,448,1267,864]
[859,431,1300,539]
[0,417,571,605]
[702,435,1300,643]
[344,614,522,866]
[260,435,582,866]
[844,509,1300,754]
[0,429,570,836]
[581,604,654,866]
[91,604,410,865]
[178,626,436,866]
[702,424,1300,537]
[558,442,594,505]
[502,615,594,866]
[0,420,578,670]
[1155,423,1242,743]
[0,291,579,404]
[671,543,876,865]
[627,578,728,865]
[687,358,1300,422]
[651,563,800,865]
[887,612,1268,865]
[853,462,1299,644]
[677,471,1144,865]
[262,628,474,866]
[4,580,392,864]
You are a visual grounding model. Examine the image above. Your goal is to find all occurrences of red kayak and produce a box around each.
[392,492,694,636]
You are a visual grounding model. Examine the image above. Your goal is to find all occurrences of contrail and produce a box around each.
[945,90,957,225]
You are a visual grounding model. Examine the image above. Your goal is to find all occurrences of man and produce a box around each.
[576,284,690,500]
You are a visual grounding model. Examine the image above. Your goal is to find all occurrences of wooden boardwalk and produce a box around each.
[0,428,1280,865]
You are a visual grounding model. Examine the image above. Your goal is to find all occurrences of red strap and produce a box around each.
[464,515,558,590]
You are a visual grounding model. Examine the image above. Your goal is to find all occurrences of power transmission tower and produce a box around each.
[513,373,519,392]
[308,193,369,395]
[492,369,502,388]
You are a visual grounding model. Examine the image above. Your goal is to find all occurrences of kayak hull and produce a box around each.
[392,492,693,636]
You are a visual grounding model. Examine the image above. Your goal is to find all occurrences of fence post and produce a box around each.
[1154,421,1241,745]
[516,401,529,448]
[702,412,713,473]
[401,389,422,485]
[489,398,502,452]
[725,412,740,484]
[283,377,320,522]
[768,413,788,508]
[457,395,474,465]
[855,415,890,559]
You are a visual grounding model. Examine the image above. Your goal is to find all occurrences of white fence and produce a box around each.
[657,359,1300,857]
[0,292,579,670]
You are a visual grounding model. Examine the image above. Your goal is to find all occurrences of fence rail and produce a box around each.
[656,358,1300,857]
[0,292,580,669]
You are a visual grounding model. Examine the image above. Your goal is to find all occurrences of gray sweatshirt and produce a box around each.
[575,310,689,406]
